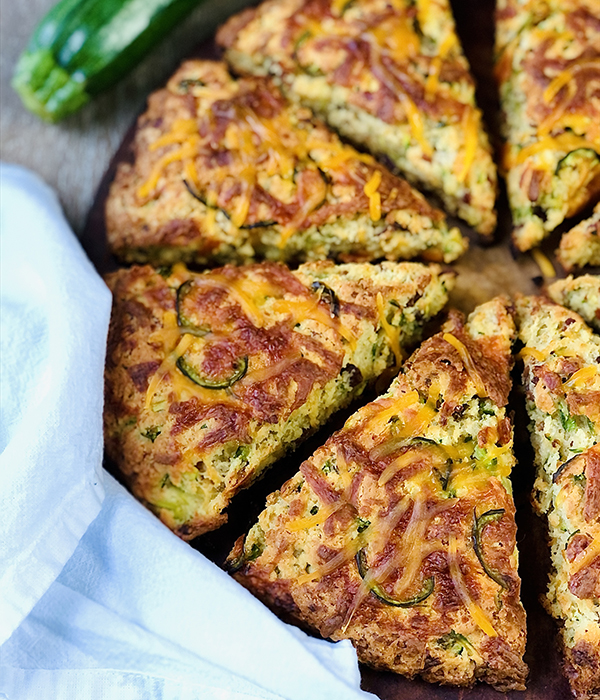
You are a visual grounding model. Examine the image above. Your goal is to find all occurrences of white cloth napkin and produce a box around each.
[0,163,109,644]
[0,164,376,700]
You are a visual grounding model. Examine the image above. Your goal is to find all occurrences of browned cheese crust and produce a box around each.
[217,0,498,235]
[496,0,600,251]
[517,294,600,699]
[104,260,452,538]
[106,60,466,267]
[547,273,600,331]
[229,297,528,690]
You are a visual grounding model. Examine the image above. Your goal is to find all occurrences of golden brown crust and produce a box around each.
[230,297,527,690]
[557,204,600,272]
[217,0,498,235]
[496,0,600,251]
[106,60,466,266]
[517,294,600,699]
[104,260,452,538]
[547,273,600,331]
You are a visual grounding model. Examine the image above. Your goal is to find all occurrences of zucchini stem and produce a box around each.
[12,48,89,122]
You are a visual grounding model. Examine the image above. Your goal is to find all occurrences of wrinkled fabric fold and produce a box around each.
[0,164,109,645]
[0,164,374,700]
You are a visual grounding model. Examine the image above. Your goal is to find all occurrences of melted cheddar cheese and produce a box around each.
[230,297,525,688]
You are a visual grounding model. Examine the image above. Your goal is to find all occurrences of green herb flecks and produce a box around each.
[356,518,371,533]
[142,426,161,442]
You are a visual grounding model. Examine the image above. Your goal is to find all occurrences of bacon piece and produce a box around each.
[497,416,512,446]
[300,462,341,505]
[569,555,600,599]
[127,361,160,392]
[566,534,591,563]
[584,447,600,522]
[567,392,600,422]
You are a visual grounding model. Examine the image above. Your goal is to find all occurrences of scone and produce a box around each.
[104,260,453,539]
[517,294,600,698]
[228,297,528,690]
[496,0,600,251]
[106,60,466,267]
[548,274,600,332]
[557,204,600,272]
[217,0,498,235]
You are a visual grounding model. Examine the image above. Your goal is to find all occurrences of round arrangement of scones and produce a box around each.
[97,0,600,697]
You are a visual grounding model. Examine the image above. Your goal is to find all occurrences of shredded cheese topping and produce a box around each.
[287,503,343,532]
[508,132,600,168]
[145,334,195,409]
[570,536,600,576]
[138,136,200,200]
[364,170,382,222]
[564,365,598,390]
[531,248,556,280]
[443,333,487,397]
[448,534,498,637]
[455,108,479,184]
[135,74,395,242]
[519,347,545,362]
[376,292,403,367]
[543,59,600,104]
[400,93,433,157]
[425,32,457,99]
[378,446,433,486]
[297,533,365,585]
[143,266,362,412]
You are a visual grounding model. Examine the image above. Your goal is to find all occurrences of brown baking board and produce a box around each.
[80,0,598,696]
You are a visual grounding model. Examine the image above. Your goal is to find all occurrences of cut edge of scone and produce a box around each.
[556,204,600,273]
[547,275,600,333]
[216,0,498,236]
[228,295,528,691]
[516,294,600,699]
[104,260,454,539]
[105,59,467,268]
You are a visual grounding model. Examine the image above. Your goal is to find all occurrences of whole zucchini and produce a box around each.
[12,0,202,122]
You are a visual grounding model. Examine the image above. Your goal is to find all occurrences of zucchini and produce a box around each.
[555,148,599,176]
[183,181,231,221]
[311,281,340,317]
[12,0,202,122]
[472,508,507,588]
[176,279,210,336]
[177,353,248,389]
[552,454,581,484]
[356,548,435,607]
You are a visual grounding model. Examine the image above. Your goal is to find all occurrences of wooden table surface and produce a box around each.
[0,0,253,234]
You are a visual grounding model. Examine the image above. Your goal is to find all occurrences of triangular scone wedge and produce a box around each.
[516,295,600,698]
[228,297,528,690]
[217,0,497,235]
[104,260,453,539]
[557,204,600,272]
[548,275,600,332]
[496,0,600,252]
[106,60,466,267]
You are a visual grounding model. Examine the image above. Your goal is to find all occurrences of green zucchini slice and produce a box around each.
[555,148,600,176]
[311,281,340,317]
[356,548,435,607]
[176,280,210,336]
[177,354,248,390]
[472,508,508,588]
